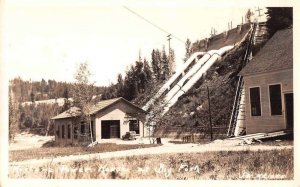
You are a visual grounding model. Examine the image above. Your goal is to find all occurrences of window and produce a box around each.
[74,126,78,139]
[81,124,85,135]
[250,87,261,116]
[56,126,59,138]
[61,125,65,139]
[269,84,282,115]
[129,120,140,134]
[68,124,71,139]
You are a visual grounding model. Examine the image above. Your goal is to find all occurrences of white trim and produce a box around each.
[248,86,262,117]
[267,83,283,116]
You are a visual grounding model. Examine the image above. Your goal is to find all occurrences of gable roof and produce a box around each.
[51,97,146,120]
[89,97,122,114]
[239,28,292,76]
[51,107,82,120]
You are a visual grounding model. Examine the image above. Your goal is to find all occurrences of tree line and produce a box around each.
[101,46,175,101]
[8,77,103,141]
[265,7,293,38]
[10,77,105,103]
[9,84,64,141]
[8,46,176,141]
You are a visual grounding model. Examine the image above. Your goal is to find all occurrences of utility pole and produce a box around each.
[167,34,172,57]
[207,86,213,141]
[255,7,263,17]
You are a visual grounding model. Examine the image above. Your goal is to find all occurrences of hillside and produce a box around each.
[9,23,265,138]
[10,78,105,102]
[191,23,251,52]
[9,78,105,136]
[153,24,256,140]
[133,23,252,107]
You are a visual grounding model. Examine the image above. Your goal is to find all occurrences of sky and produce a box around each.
[3,0,267,86]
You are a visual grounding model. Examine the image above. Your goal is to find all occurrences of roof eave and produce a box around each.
[239,67,293,77]
[90,97,147,116]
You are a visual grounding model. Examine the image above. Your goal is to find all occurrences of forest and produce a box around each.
[101,46,176,101]
[9,45,177,139]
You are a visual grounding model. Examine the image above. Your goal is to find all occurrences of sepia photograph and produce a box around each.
[0,0,298,186]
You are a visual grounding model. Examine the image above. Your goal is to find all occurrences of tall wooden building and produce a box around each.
[239,28,293,134]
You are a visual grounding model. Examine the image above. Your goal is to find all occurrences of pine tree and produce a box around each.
[266,7,293,37]
[63,87,69,99]
[122,65,137,100]
[183,38,192,62]
[155,49,162,81]
[161,46,169,81]
[61,87,71,114]
[151,49,160,82]
[116,73,124,97]
[143,58,153,83]
[136,60,147,93]
[169,48,176,75]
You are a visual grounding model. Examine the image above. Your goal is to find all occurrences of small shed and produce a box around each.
[239,28,293,134]
[51,97,147,145]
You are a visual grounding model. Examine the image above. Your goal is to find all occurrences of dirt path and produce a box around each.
[9,138,293,166]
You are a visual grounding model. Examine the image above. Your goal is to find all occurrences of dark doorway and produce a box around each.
[284,93,293,130]
[101,120,120,139]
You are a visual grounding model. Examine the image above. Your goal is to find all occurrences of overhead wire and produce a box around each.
[123,6,186,44]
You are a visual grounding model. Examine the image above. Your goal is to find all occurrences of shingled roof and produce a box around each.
[51,107,82,120]
[51,97,146,120]
[239,28,292,76]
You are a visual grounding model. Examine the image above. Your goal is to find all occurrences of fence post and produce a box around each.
[207,86,213,141]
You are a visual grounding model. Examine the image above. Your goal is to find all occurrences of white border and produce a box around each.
[1,0,299,187]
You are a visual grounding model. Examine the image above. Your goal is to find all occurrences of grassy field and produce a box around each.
[9,143,159,162]
[9,149,293,179]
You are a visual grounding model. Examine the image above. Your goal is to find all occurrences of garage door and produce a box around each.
[101,120,120,139]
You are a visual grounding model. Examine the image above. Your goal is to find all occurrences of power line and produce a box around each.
[123,6,186,44]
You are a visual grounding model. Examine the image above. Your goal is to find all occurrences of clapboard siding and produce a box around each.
[244,69,293,134]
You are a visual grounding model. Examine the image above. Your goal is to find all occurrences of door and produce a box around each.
[110,124,119,138]
[101,120,120,139]
[284,93,293,130]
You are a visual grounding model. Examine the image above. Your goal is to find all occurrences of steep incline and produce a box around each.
[144,23,252,114]
[153,25,255,139]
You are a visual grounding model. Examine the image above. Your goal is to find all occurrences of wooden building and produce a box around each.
[51,97,147,145]
[239,28,293,134]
